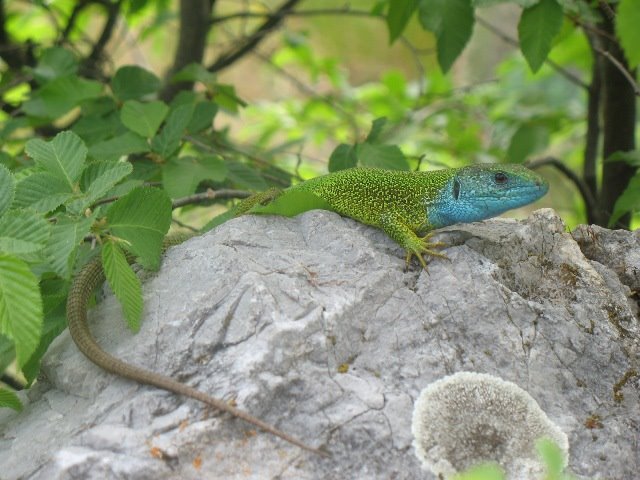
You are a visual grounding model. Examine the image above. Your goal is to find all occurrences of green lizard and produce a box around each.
[67,163,548,455]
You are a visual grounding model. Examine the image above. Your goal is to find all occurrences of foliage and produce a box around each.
[0,0,638,412]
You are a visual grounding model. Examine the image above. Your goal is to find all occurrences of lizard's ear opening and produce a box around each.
[452,178,461,200]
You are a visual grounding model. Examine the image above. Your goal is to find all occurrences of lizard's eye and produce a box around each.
[494,172,508,184]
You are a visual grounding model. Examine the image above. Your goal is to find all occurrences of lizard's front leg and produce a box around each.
[379,212,448,269]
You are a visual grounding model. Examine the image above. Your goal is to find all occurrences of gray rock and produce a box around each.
[1,209,638,479]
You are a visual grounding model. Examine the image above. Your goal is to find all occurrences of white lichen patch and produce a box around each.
[411,372,569,478]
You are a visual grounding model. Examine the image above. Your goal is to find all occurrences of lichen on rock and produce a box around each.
[411,371,569,478]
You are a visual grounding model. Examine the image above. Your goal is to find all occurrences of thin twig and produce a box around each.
[526,156,597,217]
[598,0,616,21]
[208,0,301,73]
[476,16,589,90]
[210,7,378,25]
[171,189,251,209]
[593,46,640,96]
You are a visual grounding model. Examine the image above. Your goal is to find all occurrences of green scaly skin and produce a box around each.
[67,164,547,456]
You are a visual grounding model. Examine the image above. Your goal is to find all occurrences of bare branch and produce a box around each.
[593,47,640,96]
[526,156,597,219]
[160,0,212,102]
[207,0,302,73]
[210,7,378,25]
[171,189,251,209]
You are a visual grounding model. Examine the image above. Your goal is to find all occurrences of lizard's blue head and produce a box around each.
[427,164,548,229]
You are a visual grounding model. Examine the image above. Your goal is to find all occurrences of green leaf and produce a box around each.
[535,438,566,478]
[473,0,538,6]
[0,387,23,412]
[387,0,419,44]
[151,103,194,159]
[102,241,143,332]
[249,190,332,217]
[25,131,87,189]
[187,101,218,133]
[617,0,640,68]
[162,155,227,198]
[106,187,172,270]
[226,161,268,191]
[32,47,77,83]
[213,84,247,112]
[607,150,640,167]
[172,63,217,88]
[13,173,74,213]
[328,144,358,172]
[418,0,475,72]
[518,0,563,73]
[365,117,388,144]
[0,211,50,255]
[89,132,150,162]
[610,172,640,227]
[44,216,94,278]
[357,143,409,170]
[68,161,134,213]
[111,66,161,101]
[507,124,549,163]
[0,254,43,366]
[22,278,70,383]
[120,100,169,138]
[22,75,102,119]
[0,164,14,217]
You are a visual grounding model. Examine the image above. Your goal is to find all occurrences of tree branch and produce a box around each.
[160,0,213,102]
[207,0,302,74]
[80,0,123,80]
[526,156,597,218]
[210,7,378,25]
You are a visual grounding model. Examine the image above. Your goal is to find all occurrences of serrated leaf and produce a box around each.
[387,0,419,44]
[32,47,77,83]
[357,143,409,170]
[22,75,102,119]
[162,155,227,198]
[89,132,150,162]
[111,66,161,101]
[418,0,475,72]
[0,211,50,255]
[102,241,143,332]
[0,164,14,217]
[365,117,388,144]
[0,387,23,412]
[44,216,94,278]
[120,100,169,138]
[518,0,563,73]
[25,131,87,189]
[151,103,195,159]
[13,172,74,213]
[0,254,43,366]
[22,278,70,383]
[328,144,358,172]
[249,190,332,217]
[610,172,640,227]
[507,124,549,163]
[617,0,640,68]
[106,187,172,270]
[68,161,133,214]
